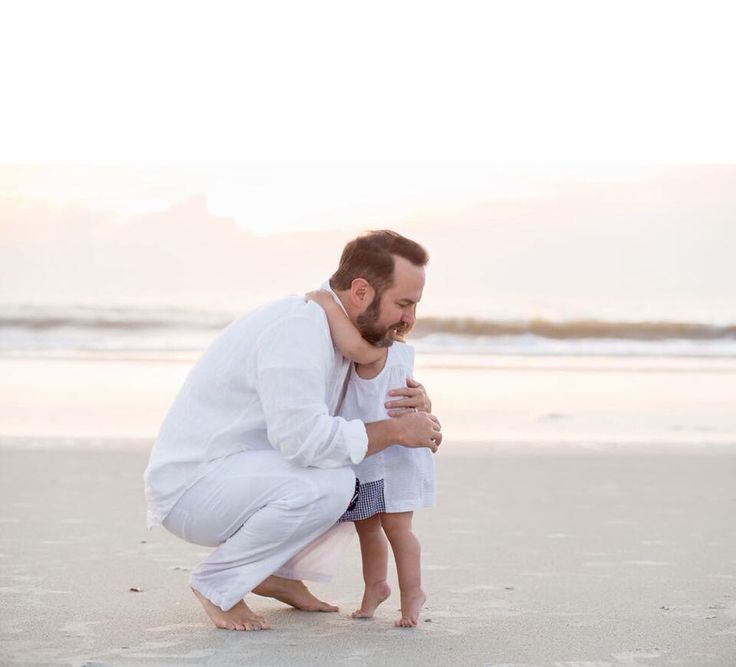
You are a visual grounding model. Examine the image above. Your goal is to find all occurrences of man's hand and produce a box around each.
[364,410,442,457]
[385,377,432,415]
[393,410,442,453]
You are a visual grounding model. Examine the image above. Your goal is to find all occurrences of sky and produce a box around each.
[2,165,735,322]
[1,1,735,164]
[0,164,661,236]
[2,3,735,322]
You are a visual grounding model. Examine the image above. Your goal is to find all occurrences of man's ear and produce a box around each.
[349,278,375,308]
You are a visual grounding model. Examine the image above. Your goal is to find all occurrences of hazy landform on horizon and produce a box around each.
[2,165,735,327]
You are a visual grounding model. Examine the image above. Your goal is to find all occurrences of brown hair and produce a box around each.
[329,230,429,296]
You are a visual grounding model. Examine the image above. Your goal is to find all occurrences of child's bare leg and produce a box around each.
[351,515,391,618]
[380,511,425,628]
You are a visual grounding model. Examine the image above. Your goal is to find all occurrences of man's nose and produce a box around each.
[402,310,415,326]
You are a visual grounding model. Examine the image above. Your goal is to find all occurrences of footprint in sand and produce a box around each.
[611,649,662,666]
[62,621,101,637]
[146,623,206,633]
[451,584,505,594]
[621,560,673,566]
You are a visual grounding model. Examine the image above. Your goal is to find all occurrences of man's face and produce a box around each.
[356,256,425,346]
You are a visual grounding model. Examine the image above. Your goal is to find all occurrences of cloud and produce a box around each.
[0,194,356,308]
[2,165,735,321]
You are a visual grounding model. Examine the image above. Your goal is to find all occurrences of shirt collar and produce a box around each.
[319,280,349,318]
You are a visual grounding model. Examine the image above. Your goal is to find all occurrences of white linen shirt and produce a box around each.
[144,284,368,528]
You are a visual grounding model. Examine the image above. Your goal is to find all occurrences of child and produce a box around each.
[306,290,435,628]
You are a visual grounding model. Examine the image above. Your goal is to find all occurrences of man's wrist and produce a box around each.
[364,418,404,456]
[384,417,405,445]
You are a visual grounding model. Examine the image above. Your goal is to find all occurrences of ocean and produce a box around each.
[1,304,735,359]
[1,303,735,445]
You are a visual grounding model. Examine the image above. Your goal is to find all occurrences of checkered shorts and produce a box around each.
[339,478,386,522]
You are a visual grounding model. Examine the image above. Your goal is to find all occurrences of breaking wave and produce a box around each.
[1,305,735,358]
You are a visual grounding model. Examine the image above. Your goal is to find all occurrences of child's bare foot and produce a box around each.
[351,580,391,619]
[394,588,426,628]
[253,575,338,612]
[192,588,270,631]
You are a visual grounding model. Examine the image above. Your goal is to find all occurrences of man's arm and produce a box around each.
[257,313,368,468]
[364,411,442,457]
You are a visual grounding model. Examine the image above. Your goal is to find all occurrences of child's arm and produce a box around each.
[305,290,384,365]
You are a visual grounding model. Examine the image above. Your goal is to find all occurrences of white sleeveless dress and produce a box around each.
[339,342,435,521]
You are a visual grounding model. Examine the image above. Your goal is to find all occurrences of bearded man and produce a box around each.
[144,230,442,630]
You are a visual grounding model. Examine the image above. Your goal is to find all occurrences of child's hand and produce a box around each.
[305,290,337,311]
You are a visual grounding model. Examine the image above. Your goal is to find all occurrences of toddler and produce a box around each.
[306,290,434,628]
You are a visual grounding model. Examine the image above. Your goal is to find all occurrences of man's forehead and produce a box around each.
[390,256,425,300]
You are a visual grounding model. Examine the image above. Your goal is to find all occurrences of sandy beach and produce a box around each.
[1,441,735,666]
[1,355,735,666]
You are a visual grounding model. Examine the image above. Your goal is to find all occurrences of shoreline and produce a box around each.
[2,355,735,444]
[2,435,736,455]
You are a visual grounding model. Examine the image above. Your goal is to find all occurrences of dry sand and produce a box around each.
[1,440,735,666]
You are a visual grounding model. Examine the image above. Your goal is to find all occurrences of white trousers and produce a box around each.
[162,449,356,611]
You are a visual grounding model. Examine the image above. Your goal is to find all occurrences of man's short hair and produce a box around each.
[329,230,429,296]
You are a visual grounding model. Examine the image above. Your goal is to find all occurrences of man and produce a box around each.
[144,230,442,631]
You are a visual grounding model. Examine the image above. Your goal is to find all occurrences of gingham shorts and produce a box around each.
[339,479,386,522]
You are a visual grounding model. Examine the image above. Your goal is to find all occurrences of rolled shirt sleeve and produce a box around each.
[256,312,368,468]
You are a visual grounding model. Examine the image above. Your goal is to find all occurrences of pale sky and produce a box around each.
[1,1,735,164]
[0,164,661,235]
[2,165,735,323]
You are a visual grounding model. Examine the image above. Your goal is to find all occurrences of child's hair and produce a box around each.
[329,230,429,302]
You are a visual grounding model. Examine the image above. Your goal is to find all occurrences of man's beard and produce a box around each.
[356,295,403,347]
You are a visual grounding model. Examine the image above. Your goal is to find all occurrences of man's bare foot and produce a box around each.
[351,581,391,619]
[191,588,270,631]
[252,575,338,612]
[394,588,426,628]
